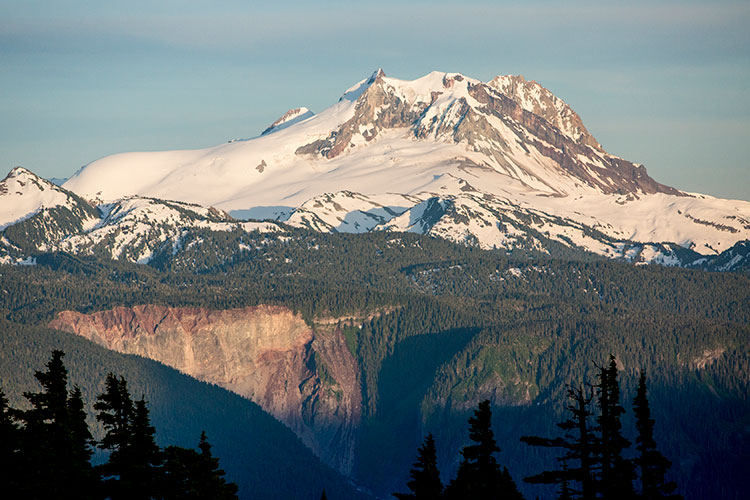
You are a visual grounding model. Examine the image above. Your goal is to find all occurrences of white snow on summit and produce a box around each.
[57,69,750,260]
[262,107,315,136]
[0,167,82,230]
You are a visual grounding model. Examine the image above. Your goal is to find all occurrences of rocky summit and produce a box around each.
[1,70,749,267]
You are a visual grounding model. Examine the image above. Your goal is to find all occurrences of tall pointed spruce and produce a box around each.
[594,355,635,498]
[445,399,523,500]
[633,371,681,500]
[96,373,163,500]
[17,350,98,499]
[194,430,239,499]
[393,433,443,500]
[129,398,164,496]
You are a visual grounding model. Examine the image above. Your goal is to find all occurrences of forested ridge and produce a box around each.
[0,229,748,499]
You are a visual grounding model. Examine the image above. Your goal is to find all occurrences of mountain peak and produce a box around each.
[3,166,51,190]
[488,74,601,150]
[7,166,37,179]
[0,167,92,230]
[341,69,387,102]
[261,107,315,136]
[368,68,386,83]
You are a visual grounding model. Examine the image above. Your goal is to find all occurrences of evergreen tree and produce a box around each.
[633,371,681,500]
[17,350,99,499]
[522,386,596,500]
[558,460,573,500]
[195,431,238,499]
[162,431,238,499]
[96,373,162,499]
[66,385,100,499]
[95,373,133,458]
[162,445,200,498]
[0,388,22,498]
[129,398,164,498]
[594,355,635,498]
[96,372,134,498]
[393,433,442,500]
[320,489,328,500]
[445,400,523,500]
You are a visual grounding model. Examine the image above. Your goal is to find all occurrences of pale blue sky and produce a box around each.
[2,1,749,199]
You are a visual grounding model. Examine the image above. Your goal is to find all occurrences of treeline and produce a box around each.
[0,350,238,500]
[1,233,748,499]
[394,358,681,500]
[2,230,747,326]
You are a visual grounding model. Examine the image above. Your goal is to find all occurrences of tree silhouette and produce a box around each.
[594,355,635,498]
[633,371,681,500]
[445,399,523,500]
[96,373,162,499]
[17,350,98,499]
[162,431,238,499]
[522,385,596,500]
[393,433,443,499]
[0,388,22,498]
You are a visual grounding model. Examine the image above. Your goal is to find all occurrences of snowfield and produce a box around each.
[2,70,747,267]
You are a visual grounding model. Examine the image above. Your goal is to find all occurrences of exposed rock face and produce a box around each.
[296,70,427,159]
[294,70,678,197]
[488,74,602,150]
[49,304,361,473]
[467,83,680,196]
[261,107,315,136]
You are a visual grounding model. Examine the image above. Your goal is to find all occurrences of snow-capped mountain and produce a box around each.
[4,70,749,267]
[0,167,100,263]
[261,107,315,136]
[0,168,280,265]
[0,167,97,231]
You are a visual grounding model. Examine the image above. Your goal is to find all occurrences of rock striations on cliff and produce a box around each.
[49,304,363,473]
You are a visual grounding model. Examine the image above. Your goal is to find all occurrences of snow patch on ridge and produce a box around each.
[0,167,78,230]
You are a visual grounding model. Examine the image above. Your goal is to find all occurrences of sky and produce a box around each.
[1,0,749,200]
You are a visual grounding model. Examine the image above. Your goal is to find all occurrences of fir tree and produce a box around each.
[17,350,99,499]
[66,385,100,499]
[522,385,596,500]
[129,398,164,498]
[445,399,523,500]
[162,431,238,499]
[633,371,681,500]
[96,373,162,499]
[558,460,573,500]
[95,373,133,459]
[195,431,238,499]
[162,445,200,498]
[320,489,328,500]
[393,433,443,500]
[594,355,635,498]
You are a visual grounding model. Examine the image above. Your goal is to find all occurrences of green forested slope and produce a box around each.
[0,229,748,499]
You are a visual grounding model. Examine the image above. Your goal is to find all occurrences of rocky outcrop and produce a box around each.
[261,107,315,136]
[296,70,427,159]
[49,304,361,473]
[466,83,681,196]
[488,74,602,150]
[294,70,679,197]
